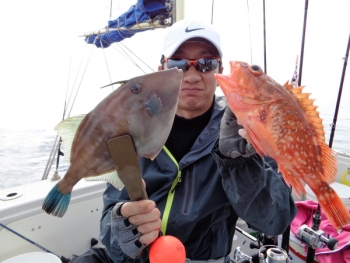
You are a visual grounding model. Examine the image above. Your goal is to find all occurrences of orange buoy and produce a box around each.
[149,235,186,263]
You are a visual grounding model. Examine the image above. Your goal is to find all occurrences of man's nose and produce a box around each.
[184,64,201,83]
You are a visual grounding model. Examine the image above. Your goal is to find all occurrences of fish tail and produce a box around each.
[42,184,71,217]
[314,182,350,229]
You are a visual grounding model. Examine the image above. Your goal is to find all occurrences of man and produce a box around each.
[73,19,296,263]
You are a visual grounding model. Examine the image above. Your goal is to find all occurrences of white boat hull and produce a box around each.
[0,152,349,262]
[0,180,106,261]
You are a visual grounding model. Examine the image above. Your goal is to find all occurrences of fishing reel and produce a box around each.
[296,224,338,250]
[233,231,291,263]
[233,245,291,263]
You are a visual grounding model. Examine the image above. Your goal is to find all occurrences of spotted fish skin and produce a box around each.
[42,68,183,217]
[215,61,350,230]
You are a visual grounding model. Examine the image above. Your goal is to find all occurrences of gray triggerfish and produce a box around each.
[42,68,183,217]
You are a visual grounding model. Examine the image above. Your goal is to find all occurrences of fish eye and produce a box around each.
[251,65,261,72]
[130,83,141,94]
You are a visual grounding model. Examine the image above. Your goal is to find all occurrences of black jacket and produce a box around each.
[99,96,297,262]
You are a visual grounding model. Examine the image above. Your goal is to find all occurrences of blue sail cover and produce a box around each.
[85,0,171,48]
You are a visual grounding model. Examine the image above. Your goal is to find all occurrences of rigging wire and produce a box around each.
[110,0,113,20]
[43,1,159,179]
[246,0,253,65]
[67,41,97,118]
[100,39,116,91]
[64,44,90,119]
[42,44,93,180]
[119,42,155,72]
[42,58,72,180]
[63,57,72,118]
[110,44,147,74]
[110,42,153,74]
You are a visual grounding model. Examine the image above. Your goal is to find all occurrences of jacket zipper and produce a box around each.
[161,146,181,235]
[183,164,193,214]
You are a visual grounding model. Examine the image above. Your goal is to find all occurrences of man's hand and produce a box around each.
[219,106,256,158]
[111,200,161,259]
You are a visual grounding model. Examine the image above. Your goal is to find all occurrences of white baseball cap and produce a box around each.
[162,19,222,58]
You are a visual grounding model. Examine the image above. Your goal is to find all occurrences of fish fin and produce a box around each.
[245,126,267,157]
[85,170,124,190]
[310,182,350,229]
[146,94,163,115]
[284,83,338,183]
[279,166,306,198]
[318,141,337,183]
[54,114,87,163]
[42,184,71,217]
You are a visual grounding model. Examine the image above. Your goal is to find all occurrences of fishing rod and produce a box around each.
[263,0,267,73]
[295,1,323,262]
[305,33,350,263]
[298,0,308,86]
[0,222,69,263]
[328,32,350,148]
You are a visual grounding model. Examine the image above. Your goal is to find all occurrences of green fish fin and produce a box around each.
[54,114,87,162]
[85,170,124,190]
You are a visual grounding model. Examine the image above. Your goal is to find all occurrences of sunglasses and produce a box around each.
[164,57,221,73]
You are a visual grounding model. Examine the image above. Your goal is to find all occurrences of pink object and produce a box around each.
[290,200,350,263]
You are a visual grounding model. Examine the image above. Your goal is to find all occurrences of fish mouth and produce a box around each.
[215,74,235,91]
[215,61,245,93]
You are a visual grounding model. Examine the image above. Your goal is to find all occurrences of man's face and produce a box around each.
[162,41,222,119]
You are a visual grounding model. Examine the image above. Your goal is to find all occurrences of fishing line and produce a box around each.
[0,222,69,263]
[246,0,253,65]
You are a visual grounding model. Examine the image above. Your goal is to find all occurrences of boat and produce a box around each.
[1,0,349,262]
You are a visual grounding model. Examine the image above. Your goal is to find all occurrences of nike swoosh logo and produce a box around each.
[185,27,204,33]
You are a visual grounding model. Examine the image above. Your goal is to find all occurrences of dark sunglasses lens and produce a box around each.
[196,58,219,72]
[167,59,188,71]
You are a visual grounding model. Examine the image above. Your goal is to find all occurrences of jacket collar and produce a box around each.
[179,95,227,168]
